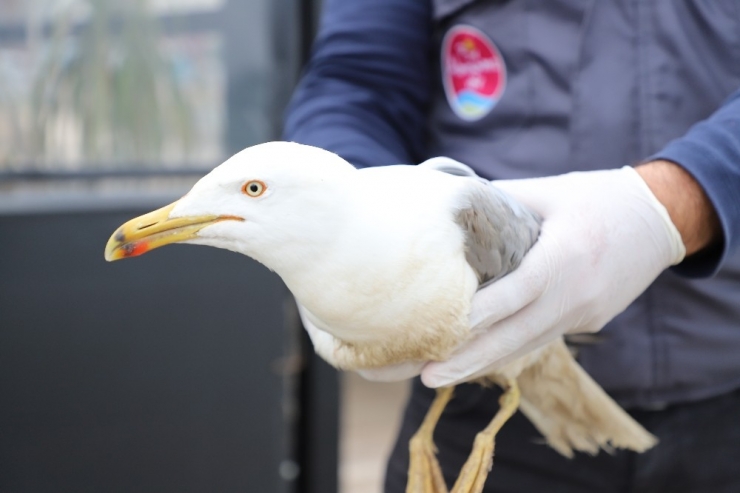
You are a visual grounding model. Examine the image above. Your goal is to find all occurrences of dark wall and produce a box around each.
[0,0,340,490]
[0,206,299,492]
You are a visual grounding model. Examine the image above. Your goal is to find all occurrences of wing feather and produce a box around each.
[455,181,541,286]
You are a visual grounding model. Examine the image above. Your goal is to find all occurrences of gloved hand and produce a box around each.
[420,166,686,388]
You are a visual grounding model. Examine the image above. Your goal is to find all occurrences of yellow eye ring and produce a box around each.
[242,180,266,197]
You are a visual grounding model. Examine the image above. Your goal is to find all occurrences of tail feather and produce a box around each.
[515,339,657,458]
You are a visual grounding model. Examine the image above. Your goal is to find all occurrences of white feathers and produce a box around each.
[167,141,657,457]
[174,142,482,361]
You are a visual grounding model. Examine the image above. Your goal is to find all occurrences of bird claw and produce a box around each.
[405,387,455,493]
[404,382,519,493]
[449,431,495,493]
[407,434,448,493]
[450,380,520,493]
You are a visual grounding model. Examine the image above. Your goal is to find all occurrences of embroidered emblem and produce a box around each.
[442,25,506,121]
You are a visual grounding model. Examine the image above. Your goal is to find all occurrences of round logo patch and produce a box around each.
[442,25,506,121]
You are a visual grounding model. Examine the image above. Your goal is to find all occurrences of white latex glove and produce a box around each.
[420,166,686,388]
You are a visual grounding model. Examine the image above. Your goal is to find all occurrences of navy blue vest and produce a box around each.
[429,0,740,408]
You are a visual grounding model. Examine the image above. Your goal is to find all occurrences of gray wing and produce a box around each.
[455,182,542,286]
[456,182,606,350]
[457,178,600,350]
[420,157,597,353]
[418,156,542,285]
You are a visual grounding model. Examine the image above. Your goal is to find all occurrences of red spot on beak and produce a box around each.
[123,241,150,258]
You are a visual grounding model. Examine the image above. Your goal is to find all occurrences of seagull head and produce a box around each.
[105,142,356,269]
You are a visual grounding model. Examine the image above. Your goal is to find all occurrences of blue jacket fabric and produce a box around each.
[284,0,740,408]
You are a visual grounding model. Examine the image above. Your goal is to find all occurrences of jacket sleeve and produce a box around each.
[282,0,433,168]
[651,88,740,277]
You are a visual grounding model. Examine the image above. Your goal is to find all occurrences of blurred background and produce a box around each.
[0,1,408,491]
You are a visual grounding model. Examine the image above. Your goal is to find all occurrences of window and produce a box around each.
[0,0,299,179]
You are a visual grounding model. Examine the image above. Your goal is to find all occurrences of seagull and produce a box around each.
[105,142,656,493]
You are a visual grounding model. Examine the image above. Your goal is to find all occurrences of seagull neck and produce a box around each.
[251,210,354,286]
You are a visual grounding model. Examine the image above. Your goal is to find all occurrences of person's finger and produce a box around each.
[428,330,563,387]
[421,298,553,388]
[469,237,550,330]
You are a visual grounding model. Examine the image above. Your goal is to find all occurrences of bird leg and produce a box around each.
[450,379,520,493]
[406,386,455,493]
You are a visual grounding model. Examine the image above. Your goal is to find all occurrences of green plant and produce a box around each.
[31,0,194,168]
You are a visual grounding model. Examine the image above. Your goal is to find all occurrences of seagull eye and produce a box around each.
[242,180,266,197]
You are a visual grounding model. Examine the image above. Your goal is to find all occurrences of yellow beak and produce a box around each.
[104,201,243,261]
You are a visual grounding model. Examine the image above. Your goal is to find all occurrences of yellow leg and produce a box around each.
[450,380,520,493]
[406,386,455,493]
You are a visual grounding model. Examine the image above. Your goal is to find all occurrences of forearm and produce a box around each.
[649,87,740,275]
[635,160,721,256]
[283,0,433,168]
